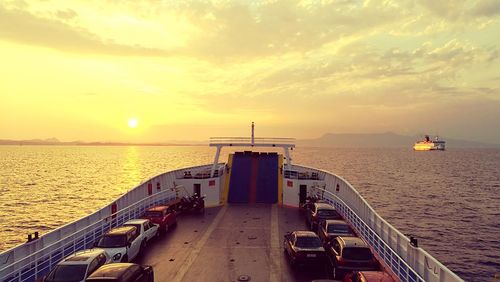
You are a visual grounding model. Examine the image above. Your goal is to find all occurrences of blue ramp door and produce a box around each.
[256,153,278,203]
[227,152,252,203]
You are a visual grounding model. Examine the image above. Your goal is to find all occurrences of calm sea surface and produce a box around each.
[0,146,499,281]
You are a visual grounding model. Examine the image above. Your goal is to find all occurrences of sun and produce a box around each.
[128,118,139,128]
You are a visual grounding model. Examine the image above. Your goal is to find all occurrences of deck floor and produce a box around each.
[135,204,332,282]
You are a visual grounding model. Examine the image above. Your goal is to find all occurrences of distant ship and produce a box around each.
[413,135,446,151]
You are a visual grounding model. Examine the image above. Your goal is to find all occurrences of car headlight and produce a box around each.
[113,253,122,261]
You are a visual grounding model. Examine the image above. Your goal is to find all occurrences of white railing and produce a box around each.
[292,164,463,282]
[209,136,295,146]
[174,163,225,179]
[0,167,190,282]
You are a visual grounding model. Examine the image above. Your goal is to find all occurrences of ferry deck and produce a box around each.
[136,204,330,282]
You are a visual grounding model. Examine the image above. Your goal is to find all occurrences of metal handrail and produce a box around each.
[0,188,176,280]
[292,164,463,282]
[310,186,424,281]
[209,137,295,144]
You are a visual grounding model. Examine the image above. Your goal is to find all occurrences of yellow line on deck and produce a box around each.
[269,204,281,282]
[172,205,228,282]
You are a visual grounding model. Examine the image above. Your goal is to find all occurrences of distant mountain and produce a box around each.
[0,138,61,145]
[0,138,202,146]
[297,132,500,148]
[1,133,498,148]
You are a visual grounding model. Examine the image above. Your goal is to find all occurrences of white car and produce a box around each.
[43,248,110,282]
[123,219,160,249]
[95,225,142,263]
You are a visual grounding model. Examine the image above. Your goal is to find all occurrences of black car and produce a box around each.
[305,203,342,231]
[283,231,326,267]
[86,263,154,282]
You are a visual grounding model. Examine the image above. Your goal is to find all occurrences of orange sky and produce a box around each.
[1,1,499,144]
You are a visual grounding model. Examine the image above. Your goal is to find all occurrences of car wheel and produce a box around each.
[121,254,128,262]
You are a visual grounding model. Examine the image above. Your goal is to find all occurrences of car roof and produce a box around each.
[59,248,106,265]
[324,219,347,225]
[146,206,168,212]
[314,203,336,210]
[124,219,149,225]
[337,236,368,248]
[293,231,318,237]
[87,263,137,278]
[106,226,136,235]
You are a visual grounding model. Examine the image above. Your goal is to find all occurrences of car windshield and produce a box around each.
[295,236,322,248]
[317,209,338,217]
[144,211,163,217]
[45,265,87,282]
[327,224,351,234]
[96,235,127,248]
[342,247,373,260]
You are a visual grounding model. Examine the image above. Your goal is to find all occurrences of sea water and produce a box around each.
[0,145,499,281]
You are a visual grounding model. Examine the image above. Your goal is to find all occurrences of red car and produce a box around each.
[343,271,395,282]
[142,205,177,234]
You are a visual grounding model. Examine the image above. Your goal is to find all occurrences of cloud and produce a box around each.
[0,5,169,56]
[55,8,77,20]
[472,0,500,17]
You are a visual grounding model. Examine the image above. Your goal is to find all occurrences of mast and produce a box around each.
[251,122,255,146]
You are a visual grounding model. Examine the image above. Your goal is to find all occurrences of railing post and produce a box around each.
[211,146,221,177]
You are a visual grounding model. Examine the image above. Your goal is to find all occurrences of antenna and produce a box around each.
[251,122,255,146]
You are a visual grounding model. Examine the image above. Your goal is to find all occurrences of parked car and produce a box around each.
[95,226,142,263]
[318,219,355,244]
[343,270,396,282]
[306,202,342,231]
[283,231,326,267]
[326,236,379,279]
[86,263,154,282]
[142,205,177,234]
[42,248,109,282]
[123,219,160,249]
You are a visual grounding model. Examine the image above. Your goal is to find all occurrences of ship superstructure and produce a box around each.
[413,135,446,151]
